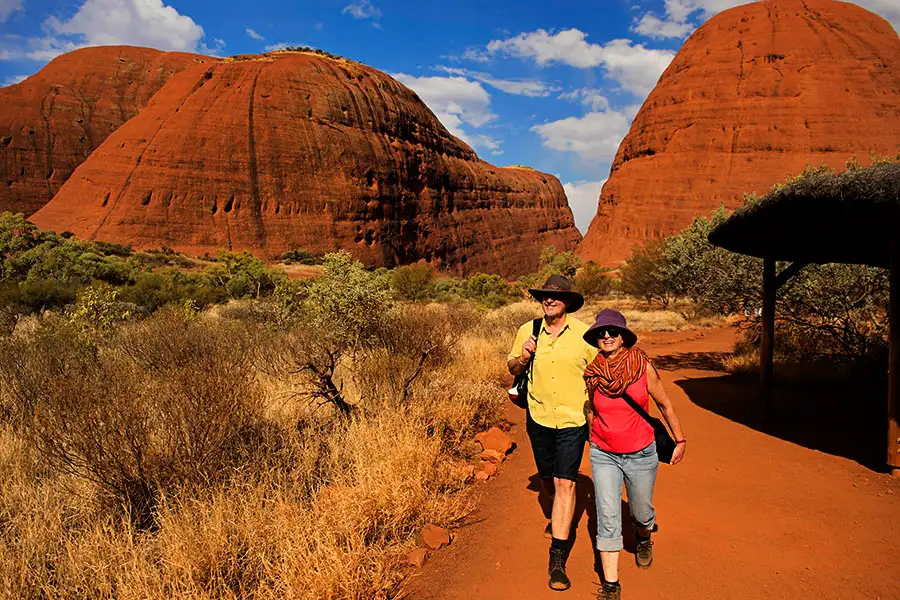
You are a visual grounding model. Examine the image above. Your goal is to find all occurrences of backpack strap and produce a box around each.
[526,318,542,378]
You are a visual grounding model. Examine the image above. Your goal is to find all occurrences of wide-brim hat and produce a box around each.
[528,274,584,313]
[584,308,638,348]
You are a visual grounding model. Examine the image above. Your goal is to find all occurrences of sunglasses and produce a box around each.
[595,327,622,339]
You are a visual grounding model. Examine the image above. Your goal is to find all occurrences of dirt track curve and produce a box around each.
[403,327,900,600]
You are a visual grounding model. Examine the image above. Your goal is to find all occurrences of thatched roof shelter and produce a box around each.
[708,162,900,475]
[709,162,900,268]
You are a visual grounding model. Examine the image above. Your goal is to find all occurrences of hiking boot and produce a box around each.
[635,535,653,569]
[544,521,553,539]
[548,547,571,591]
[597,581,621,600]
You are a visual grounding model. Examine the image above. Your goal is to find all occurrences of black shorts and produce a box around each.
[526,413,588,482]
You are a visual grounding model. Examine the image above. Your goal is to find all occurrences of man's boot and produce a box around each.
[548,540,571,591]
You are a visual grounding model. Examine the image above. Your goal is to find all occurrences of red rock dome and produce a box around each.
[579,0,900,266]
[31,51,580,276]
[0,46,214,216]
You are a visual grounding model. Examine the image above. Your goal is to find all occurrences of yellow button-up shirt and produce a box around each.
[508,315,597,429]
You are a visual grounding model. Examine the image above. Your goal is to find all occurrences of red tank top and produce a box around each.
[590,372,654,453]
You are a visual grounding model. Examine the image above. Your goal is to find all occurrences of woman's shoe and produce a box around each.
[635,537,653,569]
[598,581,621,599]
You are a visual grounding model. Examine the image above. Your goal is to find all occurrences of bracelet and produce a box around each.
[518,355,529,366]
[675,438,687,444]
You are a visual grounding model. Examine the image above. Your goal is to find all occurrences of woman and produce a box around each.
[582,309,686,600]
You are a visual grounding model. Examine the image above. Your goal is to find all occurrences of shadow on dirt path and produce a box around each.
[653,349,889,472]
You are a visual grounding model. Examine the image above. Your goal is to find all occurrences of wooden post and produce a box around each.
[889,238,900,476]
[760,257,776,419]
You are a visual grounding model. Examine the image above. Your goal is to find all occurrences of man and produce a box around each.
[507,274,597,591]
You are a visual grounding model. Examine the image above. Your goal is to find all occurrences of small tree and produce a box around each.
[619,239,671,306]
[575,261,613,298]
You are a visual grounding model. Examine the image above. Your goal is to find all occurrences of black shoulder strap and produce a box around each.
[620,391,656,427]
[527,318,542,377]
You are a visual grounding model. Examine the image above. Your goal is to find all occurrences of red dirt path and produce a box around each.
[403,327,900,600]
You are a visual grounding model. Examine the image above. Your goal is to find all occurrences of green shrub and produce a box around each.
[390,264,435,300]
[464,273,516,307]
[206,250,285,299]
[282,248,322,265]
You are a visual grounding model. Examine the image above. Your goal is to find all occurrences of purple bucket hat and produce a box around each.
[583,308,638,348]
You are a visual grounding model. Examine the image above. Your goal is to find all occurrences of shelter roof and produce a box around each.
[708,163,900,268]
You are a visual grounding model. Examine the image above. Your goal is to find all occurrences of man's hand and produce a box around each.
[520,335,537,362]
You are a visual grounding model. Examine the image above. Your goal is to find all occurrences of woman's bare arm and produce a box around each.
[646,363,687,464]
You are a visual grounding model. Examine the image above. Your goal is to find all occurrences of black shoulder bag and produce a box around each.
[510,318,542,409]
[621,390,677,464]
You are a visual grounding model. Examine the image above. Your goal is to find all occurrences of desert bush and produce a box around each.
[282,248,322,265]
[206,250,285,299]
[68,284,132,333]
[120,270,228,313]
[619,238,674,307]
[575,260,613,298]
[390,263,435,300]
[464,273,517,308]
[0,312,265,529]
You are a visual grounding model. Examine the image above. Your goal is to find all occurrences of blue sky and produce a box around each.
[1,0,898,233]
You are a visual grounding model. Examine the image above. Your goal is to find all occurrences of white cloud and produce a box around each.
[0,34,84,61]
[632,13,695,39]
[342,0,381,21]
[563,180,606,234]
[435,66,558,97]
[633,0,899,39]
[0,0,23,23]
[246,28,264,40]
[1,73,27,86]
[531,109,632,162]
[45,0,205,53]
[486,29,674,97]
[392,72,500,153]
[558,88,610,111]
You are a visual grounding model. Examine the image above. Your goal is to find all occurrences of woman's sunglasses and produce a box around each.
[595,327,622,339]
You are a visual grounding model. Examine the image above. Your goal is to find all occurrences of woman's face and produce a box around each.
[597,327,625,355]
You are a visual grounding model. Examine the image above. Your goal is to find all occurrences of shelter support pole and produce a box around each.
[761,257,776,419]
[889,238,900,476]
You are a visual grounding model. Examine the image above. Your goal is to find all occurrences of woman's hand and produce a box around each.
[670,441,686,465]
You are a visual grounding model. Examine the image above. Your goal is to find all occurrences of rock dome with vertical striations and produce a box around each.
[578,0,900,266]
[0,46,214,216]
[31,51,580,277]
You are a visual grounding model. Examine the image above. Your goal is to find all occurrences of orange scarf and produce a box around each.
[584,347,650,398]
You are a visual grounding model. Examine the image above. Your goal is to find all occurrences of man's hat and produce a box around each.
[584,308,638,348]
[528,275,584,313]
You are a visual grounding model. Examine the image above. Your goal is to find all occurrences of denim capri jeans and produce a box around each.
[589,440,658,552]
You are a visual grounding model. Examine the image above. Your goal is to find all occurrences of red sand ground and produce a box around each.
[403,327,900,600]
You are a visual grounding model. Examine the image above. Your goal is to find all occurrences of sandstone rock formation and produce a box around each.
[31,51,580,277]
[0,46,213,216]
[579,0,900,266]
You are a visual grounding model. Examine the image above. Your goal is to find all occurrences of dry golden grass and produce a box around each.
[0,303,509,600]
